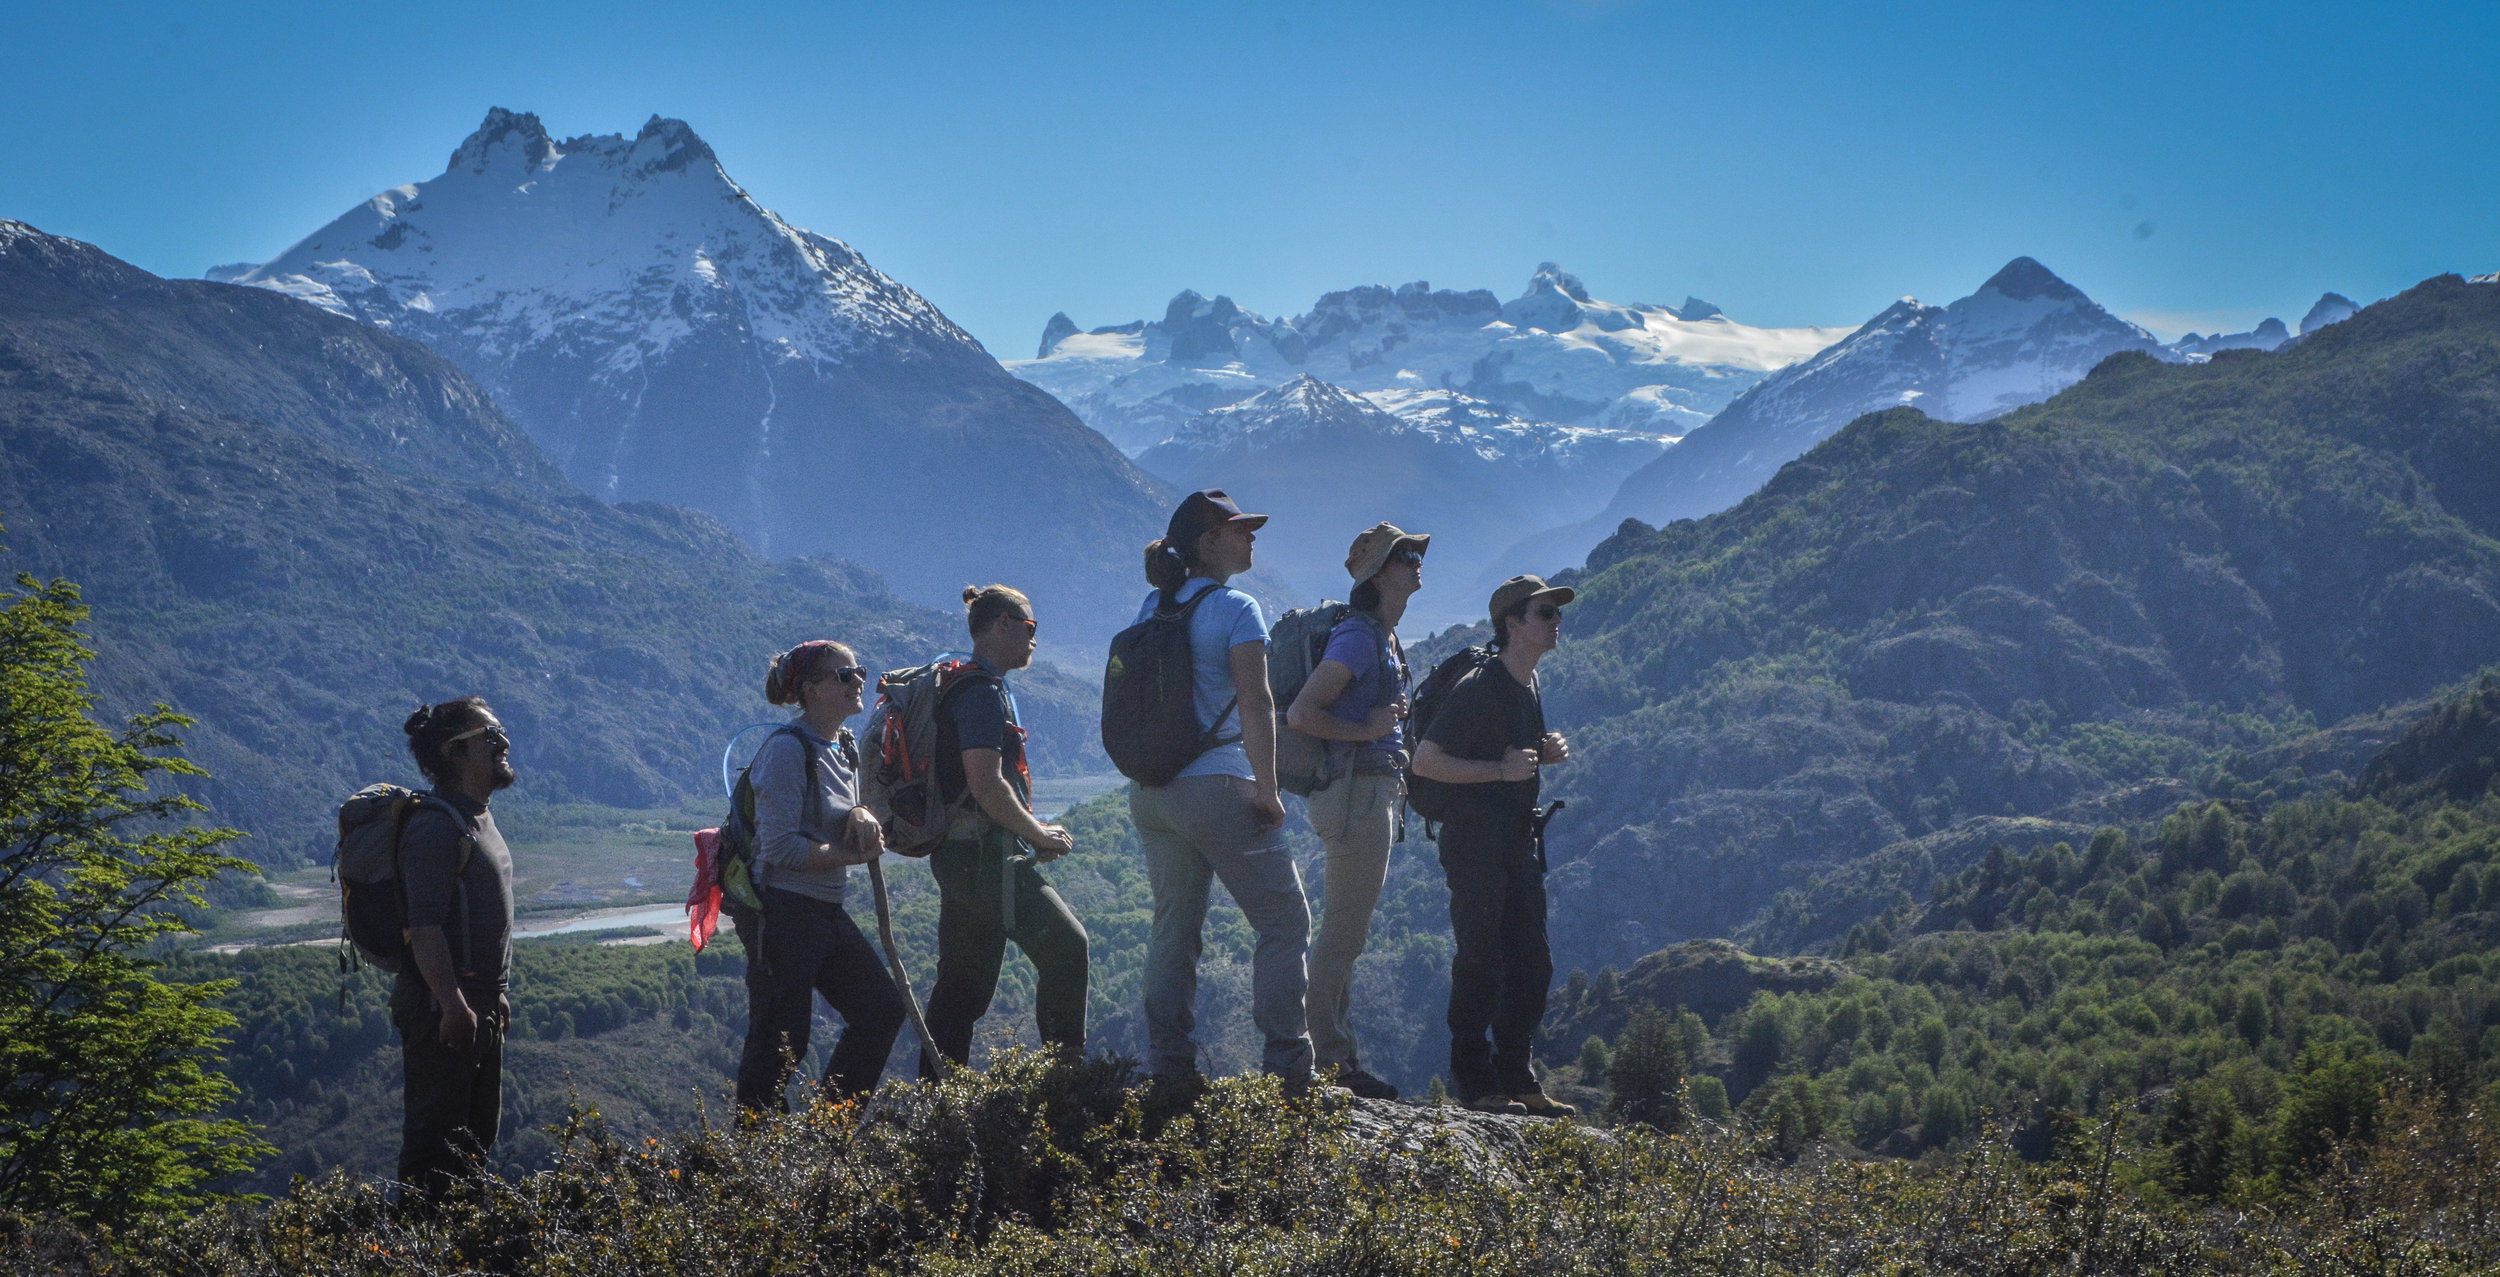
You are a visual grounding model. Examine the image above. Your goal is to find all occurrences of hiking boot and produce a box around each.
[1463,1093,1529,1116]
[1278,1071,1350,1102]
[1327,1064,1399,1101]
[1511,1088,1579,1119]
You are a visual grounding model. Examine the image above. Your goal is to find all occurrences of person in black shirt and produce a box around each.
[393,697,518,1198]
[1413,576,1576,1117]
[921,584,1087,1075]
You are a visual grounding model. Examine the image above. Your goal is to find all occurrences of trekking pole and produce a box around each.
[865,858,950,1078]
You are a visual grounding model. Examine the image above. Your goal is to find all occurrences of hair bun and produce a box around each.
[962,584,982,605]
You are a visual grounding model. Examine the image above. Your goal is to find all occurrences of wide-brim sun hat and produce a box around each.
[1345,522,1431,582]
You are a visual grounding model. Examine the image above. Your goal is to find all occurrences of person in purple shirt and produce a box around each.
[1285,523,1425,1100]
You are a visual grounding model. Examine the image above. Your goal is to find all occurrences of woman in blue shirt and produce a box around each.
[1129,489,1317,1091]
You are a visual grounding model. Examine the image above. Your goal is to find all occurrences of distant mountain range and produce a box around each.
[1011,265,1851,454]
[212,109,1170,643]
[0,220,1100,859]
[1505,260,2364,580]
[1527,271,2500,974]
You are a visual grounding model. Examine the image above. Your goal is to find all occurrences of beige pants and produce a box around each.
[1304,767,1400,1068]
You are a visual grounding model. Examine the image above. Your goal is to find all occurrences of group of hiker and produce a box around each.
[370,487,1580,1197]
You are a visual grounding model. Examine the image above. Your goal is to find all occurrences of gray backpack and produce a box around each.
[334,783,472,973]
[1267,604,1396,796]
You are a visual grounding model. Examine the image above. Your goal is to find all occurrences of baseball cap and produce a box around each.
[1488,574,1575,629]
[1167,489,1269,546]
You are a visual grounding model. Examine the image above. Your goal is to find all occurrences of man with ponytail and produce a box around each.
[1128,490,1321,1094]
[394,697,517,1200]
[919,584,1089,1074]
[736,640,906,1111]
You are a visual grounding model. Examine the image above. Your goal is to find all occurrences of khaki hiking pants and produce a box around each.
[1305,766,1400,1070]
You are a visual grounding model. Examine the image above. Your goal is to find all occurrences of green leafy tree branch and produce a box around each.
[0,546,271,1229]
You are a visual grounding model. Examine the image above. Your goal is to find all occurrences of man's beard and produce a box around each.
[490,759,517,791]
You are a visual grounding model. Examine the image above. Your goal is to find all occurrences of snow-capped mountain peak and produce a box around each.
[215,108,1170,639]
[226,108,974,385]
[1499,257,2170,581]
[1163,373,1403,450]
[1011,266,1851,453]
[1501,262,1645,333]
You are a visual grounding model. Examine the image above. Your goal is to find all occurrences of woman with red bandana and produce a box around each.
[734,640,907,1111]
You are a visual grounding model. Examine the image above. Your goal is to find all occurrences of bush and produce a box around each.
[1606,1008,1688,1131]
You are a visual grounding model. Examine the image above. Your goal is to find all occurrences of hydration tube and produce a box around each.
[720,723,783,797]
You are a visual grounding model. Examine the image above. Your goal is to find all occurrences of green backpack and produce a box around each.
[712,725,854,916]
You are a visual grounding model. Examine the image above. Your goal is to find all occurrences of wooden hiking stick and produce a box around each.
[866,858,949,1077]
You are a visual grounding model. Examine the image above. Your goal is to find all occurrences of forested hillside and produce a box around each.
[0,222,1101,860]
[1535,274,2500,973]
[1547,673,2500,1190]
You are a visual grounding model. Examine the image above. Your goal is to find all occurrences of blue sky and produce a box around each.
[5,0,2493,353]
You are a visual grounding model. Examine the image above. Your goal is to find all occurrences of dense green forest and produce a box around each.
[1543,674,2500,1198]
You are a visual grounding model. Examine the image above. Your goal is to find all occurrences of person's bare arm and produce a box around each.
[407,926,476,1052]
[1230,641,1286,830]
[1285,660,1401,742]
[963,747,1074,859]
[1412,739,1540,785]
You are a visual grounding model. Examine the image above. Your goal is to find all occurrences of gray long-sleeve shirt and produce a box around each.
[750,722,859,905]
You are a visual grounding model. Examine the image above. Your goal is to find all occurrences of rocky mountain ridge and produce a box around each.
[1010,265,1850,454]
[1507,258,2202,577]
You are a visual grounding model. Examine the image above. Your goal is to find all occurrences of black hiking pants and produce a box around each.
[736,886,906,1110]
[393,978,505,1200]
[921,827,1089,1076]
[1439,834,1552,1101]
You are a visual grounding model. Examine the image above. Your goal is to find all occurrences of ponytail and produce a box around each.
[1144,537,1192,592]
[766,639,853,707]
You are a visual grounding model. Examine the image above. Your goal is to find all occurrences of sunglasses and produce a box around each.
[1001,616,1037,638]
[1391,549,1425,568]
[822,665,869,685]
[447,724,510,750]
[1530,604,1565,622]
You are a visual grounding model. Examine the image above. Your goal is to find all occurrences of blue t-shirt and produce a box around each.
[1319,617,1406,756]
[940,655,1027,808]
[1132,578,1267,781]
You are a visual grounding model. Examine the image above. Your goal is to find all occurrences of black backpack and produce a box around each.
[1402,645,1496,823]
[1102,583,1240,787]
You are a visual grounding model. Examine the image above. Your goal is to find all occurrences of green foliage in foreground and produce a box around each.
[58,1053,2500,1276]
[0,560,268,1228]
